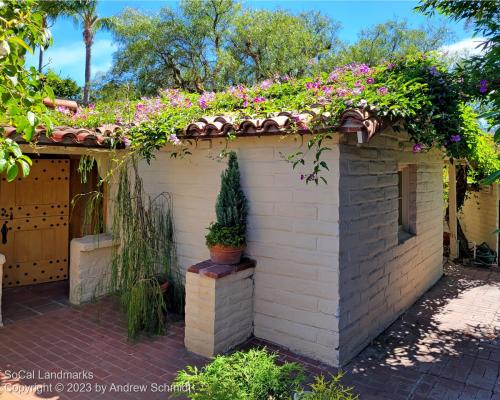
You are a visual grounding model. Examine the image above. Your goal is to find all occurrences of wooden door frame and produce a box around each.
[1,146,114,292]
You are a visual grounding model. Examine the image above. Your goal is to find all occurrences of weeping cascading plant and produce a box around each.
[110,158,184,339]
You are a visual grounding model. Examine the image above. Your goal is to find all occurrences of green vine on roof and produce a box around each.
[52,52,497,184]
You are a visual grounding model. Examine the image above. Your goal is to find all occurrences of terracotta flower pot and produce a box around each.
[160,281,169,293]
[209,244,245,265]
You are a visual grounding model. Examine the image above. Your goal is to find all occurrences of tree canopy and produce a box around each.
[105,1,456,98]
[336,19,451,65]
[108,1,341,95]
[45,70,81,100]
[417,0,500,183]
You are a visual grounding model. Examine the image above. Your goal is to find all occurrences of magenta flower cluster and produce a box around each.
[198,92,215,110]
[169,133,181,145]
[305,81,321,91]
[134,98,163,123]
[377,87,389,96]
[56,105,71,116]
[292,114,309,131]
[450,134,461,143]
[228,84,251,107]
[259,79,273,90]
[161,89,192,108]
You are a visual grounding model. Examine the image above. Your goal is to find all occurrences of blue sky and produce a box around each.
[27,0,479,86]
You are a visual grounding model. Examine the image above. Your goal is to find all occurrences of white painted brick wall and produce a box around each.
[130,129,443,367]
[459,185,498,255]
[337,130,444,365]
[137,135,341,366]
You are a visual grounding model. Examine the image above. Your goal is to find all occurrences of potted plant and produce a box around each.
[205,152,248,264]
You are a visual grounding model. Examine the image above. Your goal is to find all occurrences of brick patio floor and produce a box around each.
[0,261,499,399]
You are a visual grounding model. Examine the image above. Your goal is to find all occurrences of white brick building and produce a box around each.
[0,108,445,367]
[459,184,499,260]
[135,116,444,366]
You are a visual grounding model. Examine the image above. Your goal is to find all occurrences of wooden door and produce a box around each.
[0,159,70,288]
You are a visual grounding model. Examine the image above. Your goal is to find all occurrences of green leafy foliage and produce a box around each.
[44,70,81,100]
[205,223,245,248]
[215,152,248,227]
[172,348,305,400]
[0,0,55,180]
[417,0,500,183]
[205,152,247,247]
[299,374,358,400]
[458,104,500,181]
[107,2,341,94]
[52,53,494,184]
[111,160,184,339]
[335,19,451,66]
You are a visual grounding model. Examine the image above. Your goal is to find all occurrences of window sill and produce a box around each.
[398,230,415,245]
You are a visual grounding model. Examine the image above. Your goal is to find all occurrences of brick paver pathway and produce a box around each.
[0,262,499,399]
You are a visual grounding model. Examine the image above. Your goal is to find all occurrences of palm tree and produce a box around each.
[65,0,112,105]
[35,2,68,72]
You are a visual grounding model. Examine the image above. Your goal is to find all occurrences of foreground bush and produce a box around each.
[173,349,304,399]
[173,349,358,399]
[299,374,358,400]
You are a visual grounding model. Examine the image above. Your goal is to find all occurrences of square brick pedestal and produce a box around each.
[184,258,256,358]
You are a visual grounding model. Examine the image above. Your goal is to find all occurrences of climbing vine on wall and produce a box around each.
[52,53,495,183]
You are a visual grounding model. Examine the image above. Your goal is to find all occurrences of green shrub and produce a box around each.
[206,152,248,248]
[172,349,305,400]
[205,223,246,248]
[299,374,358,400]
[215,152,248,228]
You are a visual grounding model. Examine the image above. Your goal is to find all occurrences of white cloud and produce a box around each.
[439,37,486,58]
[26,39,117,84]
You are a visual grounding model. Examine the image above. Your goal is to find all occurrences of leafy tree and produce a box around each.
[417,0,500,182]
[34,1,67,72]
[229,9,340,82]
[0,0,55,181]
[65,0,112,105]
[45,70,81,100]
[109,1,242,94]
[337,19,451,65]
[108,1,341,93]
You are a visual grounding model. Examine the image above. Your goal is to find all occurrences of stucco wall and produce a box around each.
[337,129,444,365]
[459,185,498,255]
[137,135,341,366]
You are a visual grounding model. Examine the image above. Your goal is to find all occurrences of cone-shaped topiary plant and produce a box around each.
[215,152,247,227]
[206,152,248,257]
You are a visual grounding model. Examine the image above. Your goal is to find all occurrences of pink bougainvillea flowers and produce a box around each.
[259,79,272,90]
[378,87,389,96]
[305,81,321,90]
[169,133,182,145]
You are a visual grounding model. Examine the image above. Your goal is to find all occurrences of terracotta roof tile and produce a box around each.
[2,125,123,149]
[2,102,384,149]
[181,108,383,142]
[43,98,78,113]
